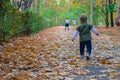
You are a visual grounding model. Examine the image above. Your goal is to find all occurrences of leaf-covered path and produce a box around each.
[0,26,120,80]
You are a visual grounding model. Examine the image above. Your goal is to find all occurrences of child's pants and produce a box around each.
[80,40,92,56]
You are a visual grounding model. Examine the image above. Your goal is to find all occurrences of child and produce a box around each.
[72,18,77,29]
[72,18,76,26]
[65,18,70,30]
[72,14,99,60]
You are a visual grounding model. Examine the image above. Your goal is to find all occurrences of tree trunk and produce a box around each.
[115,0,120,26]
[108,0,114,27]
[0,2,2,11]
[105,0,109,28]
[110,12,114,27]
[106,11,109,28]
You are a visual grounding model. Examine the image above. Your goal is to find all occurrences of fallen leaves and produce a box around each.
[97,58,107,64]
[3,72,35,80]
[108,70,120,76]
[68,61,78,66]
[0,26,120,79]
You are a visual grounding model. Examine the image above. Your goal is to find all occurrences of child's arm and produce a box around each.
[91,27,99,35]
[72,30,79,41]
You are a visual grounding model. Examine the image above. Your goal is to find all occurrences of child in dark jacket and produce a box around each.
[72,14,99,60]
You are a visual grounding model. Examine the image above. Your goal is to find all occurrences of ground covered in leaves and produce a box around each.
[0,26,120,80]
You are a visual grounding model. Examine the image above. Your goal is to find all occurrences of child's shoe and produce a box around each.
[86,53,91,60]
[86,56,90,60]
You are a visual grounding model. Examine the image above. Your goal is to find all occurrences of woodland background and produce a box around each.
[0,0,120,42]
[0,0,120,80]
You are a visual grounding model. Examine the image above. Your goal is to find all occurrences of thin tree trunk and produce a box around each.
[106,11,109,28]
[106,0,109,28]
[110,12,114,27]
[108,0,114,27]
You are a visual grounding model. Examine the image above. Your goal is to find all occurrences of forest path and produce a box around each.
[0,26,120,80]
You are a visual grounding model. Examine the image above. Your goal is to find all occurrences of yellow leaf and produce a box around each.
[98,45,104,49]
[113,64,120,68]
[80,61,89,65]
[101,58,107,64]
[108,71,119,76]
[68,61,78,66]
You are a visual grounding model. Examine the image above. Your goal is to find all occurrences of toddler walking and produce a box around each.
[72,14,99,60]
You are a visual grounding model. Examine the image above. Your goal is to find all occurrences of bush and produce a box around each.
[0,3,49,42]
[0,3,24,41]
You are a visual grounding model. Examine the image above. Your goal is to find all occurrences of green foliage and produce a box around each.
[0,0,9,3]
[0,2,24,41]
[106,0,117,12]
[0,2,46,41]
[0,1,55,42]
[106,3,115,12]
[0,0,118,42]
[39,6,58,26]
[23,10,46,34]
